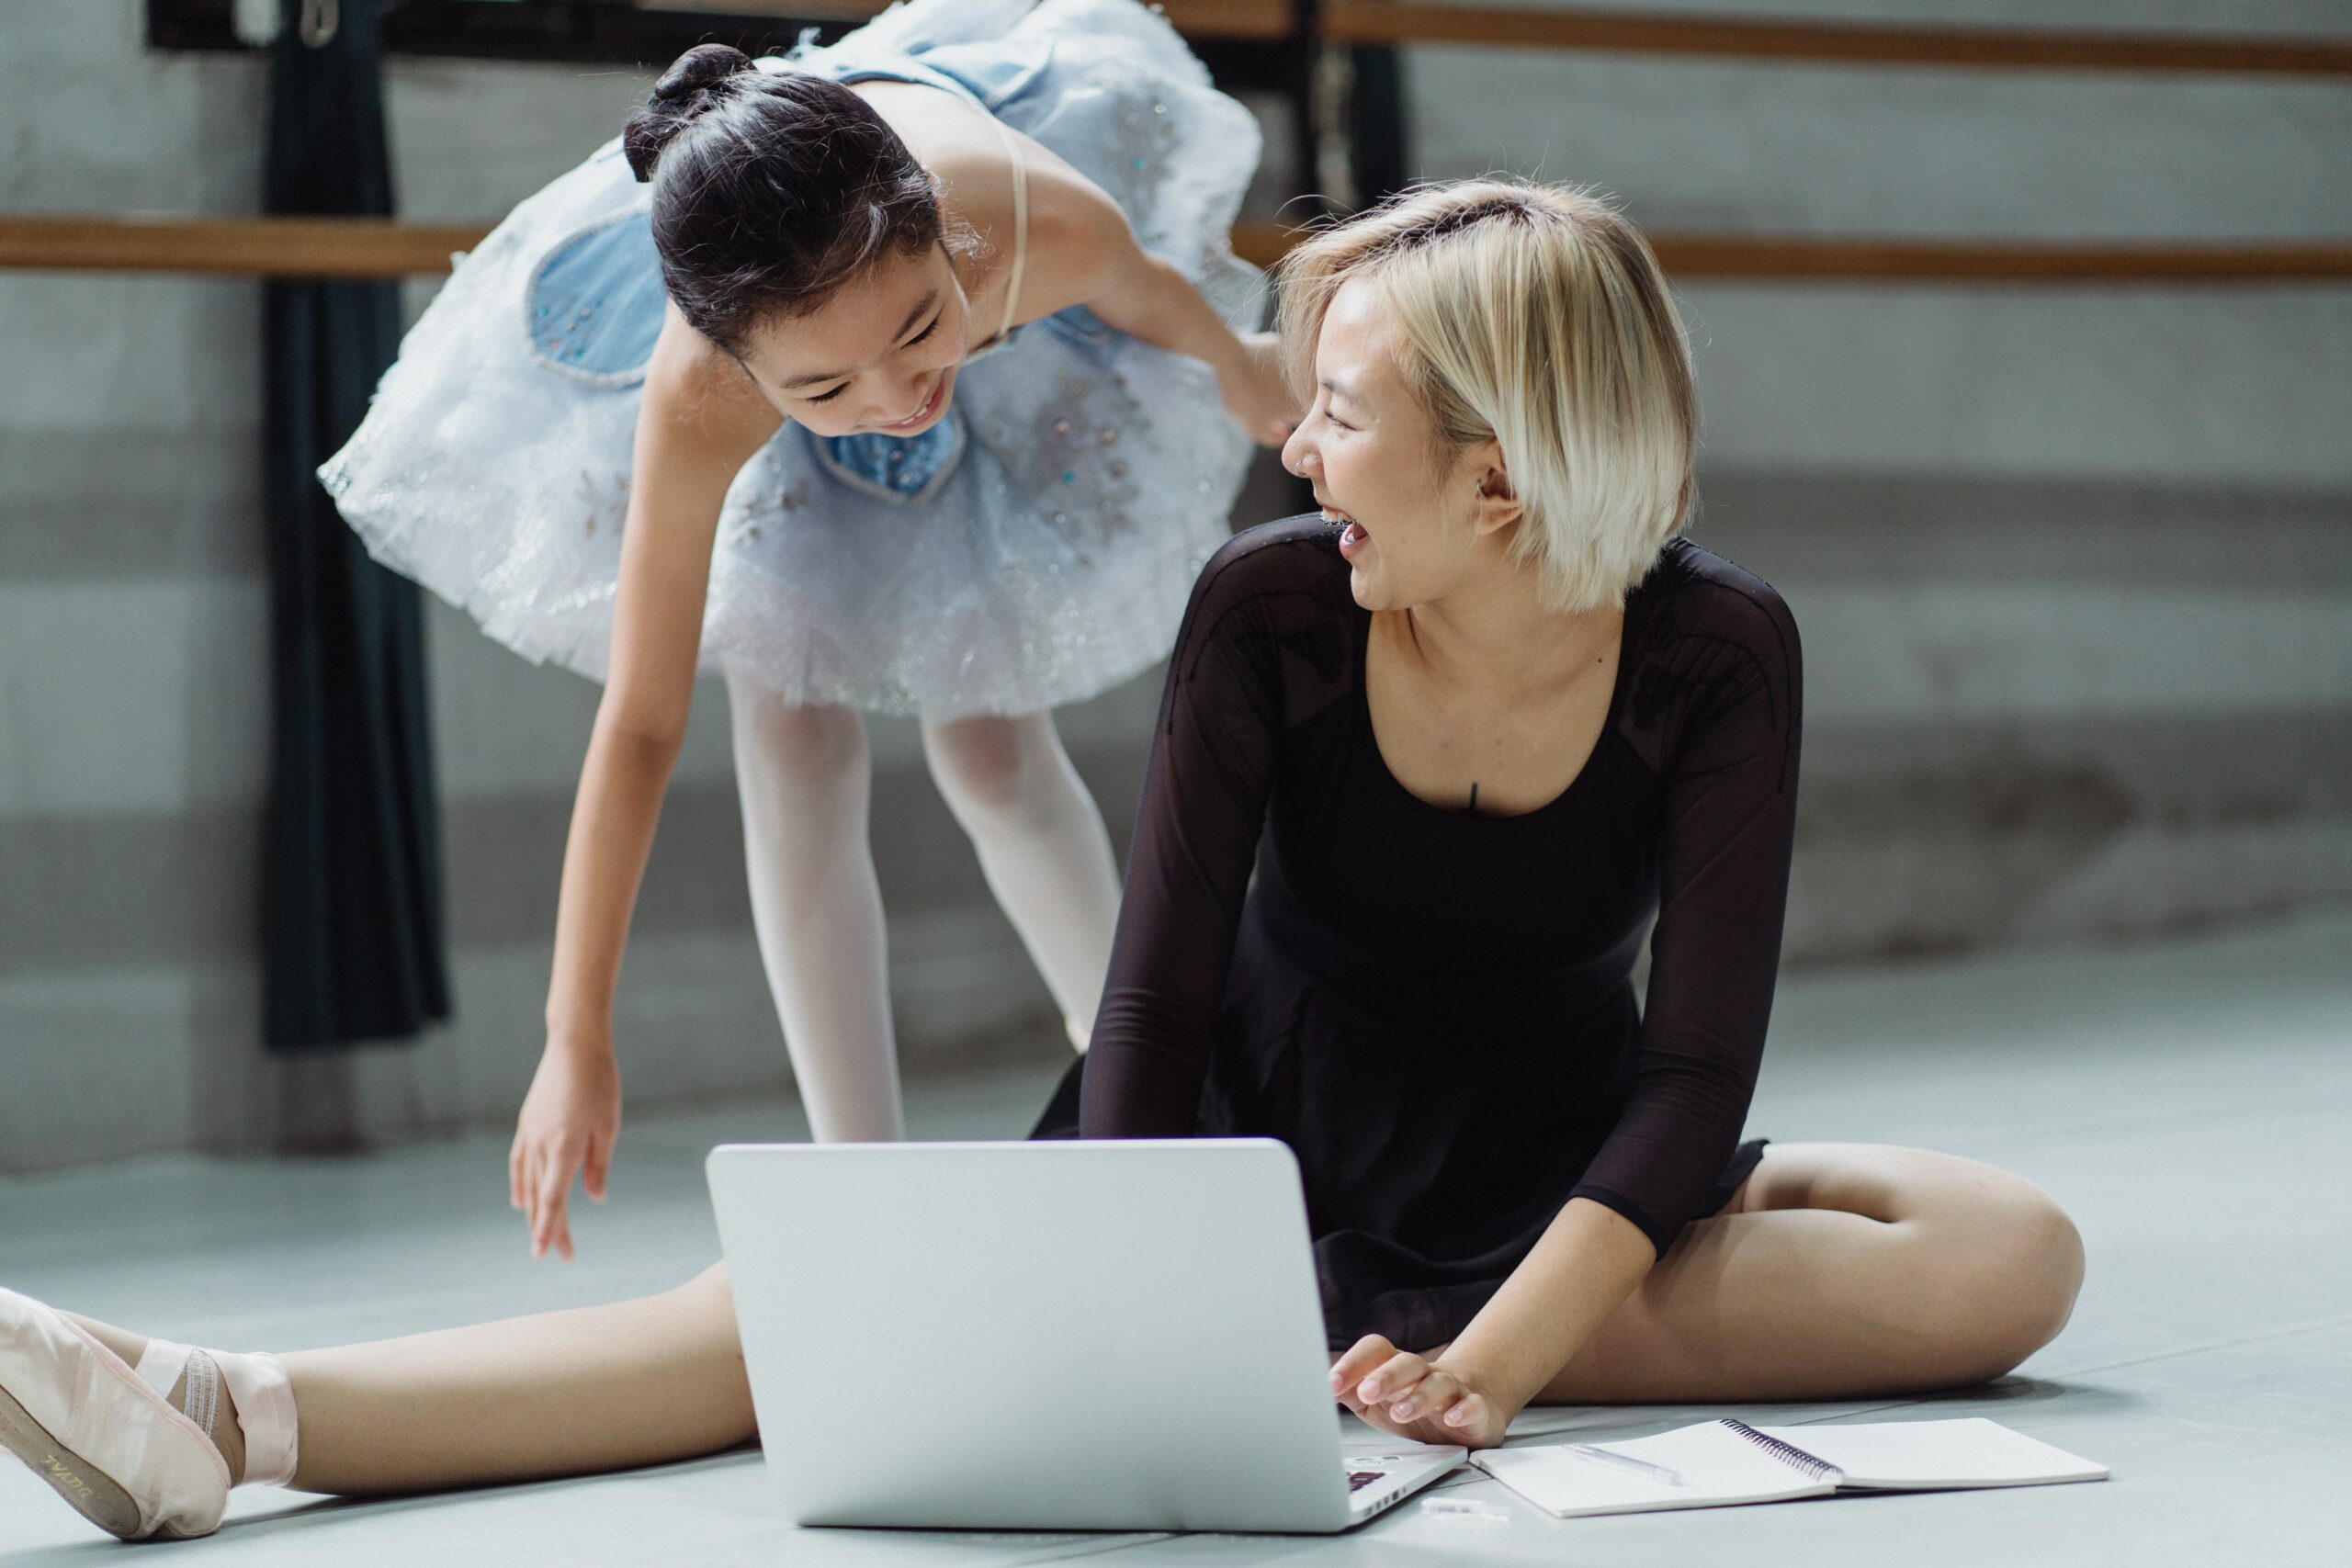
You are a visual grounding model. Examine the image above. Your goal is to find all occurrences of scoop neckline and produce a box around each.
[1349,591,1637,826]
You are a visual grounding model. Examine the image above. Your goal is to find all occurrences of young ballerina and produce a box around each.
[0,179,2084,1542]
[319,0,1294,1259]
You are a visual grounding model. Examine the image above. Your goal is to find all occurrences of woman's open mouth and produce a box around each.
[1322,504,1370,558]
[876,373,947,432]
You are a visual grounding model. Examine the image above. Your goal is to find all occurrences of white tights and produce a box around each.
[726,677,1120,1144]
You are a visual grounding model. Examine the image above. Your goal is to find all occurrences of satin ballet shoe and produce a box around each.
[0,1287,230,1540]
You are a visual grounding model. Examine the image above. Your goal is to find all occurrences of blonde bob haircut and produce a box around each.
[1275,179,1697,613]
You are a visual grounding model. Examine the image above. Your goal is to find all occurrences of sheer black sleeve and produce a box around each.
[1566,560,1804,1254]
[1079,524,1334,1136]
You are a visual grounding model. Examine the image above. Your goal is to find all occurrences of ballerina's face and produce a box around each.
[734,243,974,439]
[1283,276,1502,613]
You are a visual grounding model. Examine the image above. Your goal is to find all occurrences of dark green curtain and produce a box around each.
[1346,45,1408,210]
[261,0,451,1049]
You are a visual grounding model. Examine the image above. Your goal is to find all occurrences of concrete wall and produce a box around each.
[2,0,2346,1169]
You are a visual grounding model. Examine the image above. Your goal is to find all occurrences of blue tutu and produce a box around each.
[321,0,1264,717]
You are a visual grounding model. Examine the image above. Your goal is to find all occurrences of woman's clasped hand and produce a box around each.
[1330,1336,1518,1450]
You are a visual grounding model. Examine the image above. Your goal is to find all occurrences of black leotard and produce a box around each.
[1034,516,1803,1350]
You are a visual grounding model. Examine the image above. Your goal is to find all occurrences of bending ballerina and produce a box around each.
[322,0,1291,1259]
[0,180,2083,1541]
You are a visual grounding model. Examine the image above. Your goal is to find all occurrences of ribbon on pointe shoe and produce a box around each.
[135,1337,300,1488]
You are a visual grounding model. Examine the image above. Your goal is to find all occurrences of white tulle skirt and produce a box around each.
[321,0,1264,717]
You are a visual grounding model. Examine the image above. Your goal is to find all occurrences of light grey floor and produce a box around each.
[5,913,2349,1565]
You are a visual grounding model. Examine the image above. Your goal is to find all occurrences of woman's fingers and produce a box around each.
[1440,1390,1489,1432]
[1328,1338,1502,1442]
[1363,1354,1430,1419]
[1332,1337,1447,1417]
[1357,1350,1431,1406]
[1386,1366,1461,1423]
[1329,1335,1396,1398]
[507,1137,527,1212]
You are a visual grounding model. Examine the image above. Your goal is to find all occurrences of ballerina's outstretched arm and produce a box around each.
[1072,201,1300,446]
[509,308,787,1263]
[967,151,1298,447]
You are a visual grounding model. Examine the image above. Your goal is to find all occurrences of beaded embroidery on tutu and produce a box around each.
[320,0,1264,717]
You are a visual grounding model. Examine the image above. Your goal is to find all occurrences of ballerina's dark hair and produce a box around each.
[621,43,948,355]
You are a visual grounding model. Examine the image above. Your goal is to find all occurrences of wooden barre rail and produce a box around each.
[674,0,1294,41]
[674,1,2350,76]
[1319,3,2352,76]
[3,215,2347,284]
[0,217,495,279]
[1644,236,2352,283]
[668,2,1284,41]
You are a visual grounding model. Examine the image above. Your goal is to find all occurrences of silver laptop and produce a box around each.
[706,1138,1464,1533]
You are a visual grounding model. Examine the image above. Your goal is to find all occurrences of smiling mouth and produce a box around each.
[1320,502,1370,555]
[876,374,945,431]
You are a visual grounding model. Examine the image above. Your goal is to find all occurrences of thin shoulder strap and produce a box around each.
[983,111,1028,343]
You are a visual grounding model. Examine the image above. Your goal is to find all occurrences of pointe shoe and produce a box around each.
[0,1287,230,1540]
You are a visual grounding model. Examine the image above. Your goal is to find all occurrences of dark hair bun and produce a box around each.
[653,42,752,102]
[622,51,944,352]
[624,43,755,182]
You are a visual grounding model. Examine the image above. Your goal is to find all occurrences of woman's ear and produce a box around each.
[1468,441,1523,536]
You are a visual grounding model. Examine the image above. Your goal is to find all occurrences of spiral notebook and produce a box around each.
[1473,1417,2108,1519]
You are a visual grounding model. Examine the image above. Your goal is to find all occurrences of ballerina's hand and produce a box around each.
[1330,1335,1519,1450]
[1221,331,1298,447]
[509,1040,622,1260]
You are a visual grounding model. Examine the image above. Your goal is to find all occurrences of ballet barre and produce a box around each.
[649,1,2352,77]
[678,2,1295,43]
[1315,3,2352,76]
[1,214,2346,285]
[101,6,2344,289]
[665,3,2352,76]
[0,216,495,280]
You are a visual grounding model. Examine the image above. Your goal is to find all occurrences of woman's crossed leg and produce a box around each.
[1538,1142,2084,1404]
[1339,1143,2086,1440]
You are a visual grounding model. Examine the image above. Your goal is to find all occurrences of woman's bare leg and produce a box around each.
[1527,1144,2086,1404]
[71,1263,752,1495]
[922,713,1122,1047]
